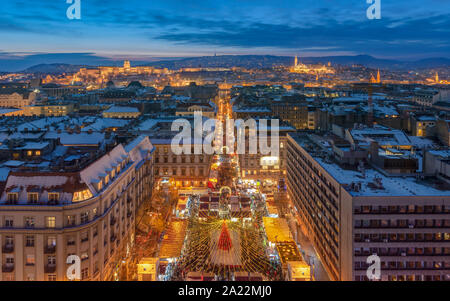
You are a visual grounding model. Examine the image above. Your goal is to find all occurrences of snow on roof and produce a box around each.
[45,131,105,146]
[408,136,437,149]
[416,116,436,121]
[3,160,25,167]
[428,150,450,158]
[233,106,271,112]
[16,117,68,132]
[349,125,411,146]
[104,106,139,113]
[0,173,81,204]
[136,119,159,131]
[292,134,449,197]
[125,135,154,165]
[80,144,128,195]
[0,108,21,115]
[15,142,49,150]
[0,167,10,182]
[314,156,450,197]
[81,118,130,131]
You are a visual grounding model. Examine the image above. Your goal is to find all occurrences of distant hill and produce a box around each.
[5,54,450,73]
[143,55,450,70]
[22,63,88,74]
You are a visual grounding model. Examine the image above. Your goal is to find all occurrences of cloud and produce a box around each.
[0,0,448,58]
[153,14,450,57]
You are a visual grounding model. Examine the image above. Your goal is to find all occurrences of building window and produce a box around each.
[67,236,76,246]
[26,235,35,247]
[47,256,56,265]
[4,217,13,228]
[80,212,89,224]
[25,216,35,228]
[81,268,89,280]
[66,215,76,226]
[48,193,59,203]
[47,275,56,281]
[5,256,14,264]
[46,217,56,228]
[81,252,89,261]
[26,255,35,266]
[81,231,89,243]
[27,193,39,204]
[7,193,18,203]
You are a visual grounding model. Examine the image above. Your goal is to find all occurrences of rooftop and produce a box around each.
[290,133,450,197]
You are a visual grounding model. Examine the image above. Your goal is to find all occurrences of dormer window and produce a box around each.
[48,193,59,204]
[27,193,39,204]
[7,193,18,204]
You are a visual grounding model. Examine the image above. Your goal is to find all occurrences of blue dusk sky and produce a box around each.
[0,0,449,61]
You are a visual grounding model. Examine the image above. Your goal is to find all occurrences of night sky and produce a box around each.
[0,0,449,61]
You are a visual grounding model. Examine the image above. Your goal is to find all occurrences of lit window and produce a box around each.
[26,255,35,266]
[7,193,17,203]
[27,193,39,204]
[46,217,56,228]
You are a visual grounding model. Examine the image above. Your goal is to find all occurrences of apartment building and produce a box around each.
[0,90,36,108]
[286,132,450,281]
[238,121,295,189]
[0,136,154,281]
[151,137,212,189]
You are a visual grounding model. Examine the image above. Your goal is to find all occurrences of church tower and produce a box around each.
[376,69,381,83]
[294,55,298,67]
[435,72,439,83]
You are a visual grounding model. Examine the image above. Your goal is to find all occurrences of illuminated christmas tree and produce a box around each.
[218,222,232,251]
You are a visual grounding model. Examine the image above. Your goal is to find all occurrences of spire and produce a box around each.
[294,55,298,67]
[435,72,439,83]
[376,69,381,83]
[218,222,232,251]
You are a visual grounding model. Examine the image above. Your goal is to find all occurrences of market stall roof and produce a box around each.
[263,217,292,243]
[287,261,311,280]
[276,241,303,264]
[159,220,187,259]
[266,204,279,217]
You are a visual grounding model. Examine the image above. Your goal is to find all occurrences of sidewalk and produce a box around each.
[295,225,330,281]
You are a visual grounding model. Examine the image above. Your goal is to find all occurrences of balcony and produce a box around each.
[44,245,56,254]
[44,264,56,273]
[110,217,116,226]
[2,264,14,273]
[2,244,14,253]
[110,235,117,243]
